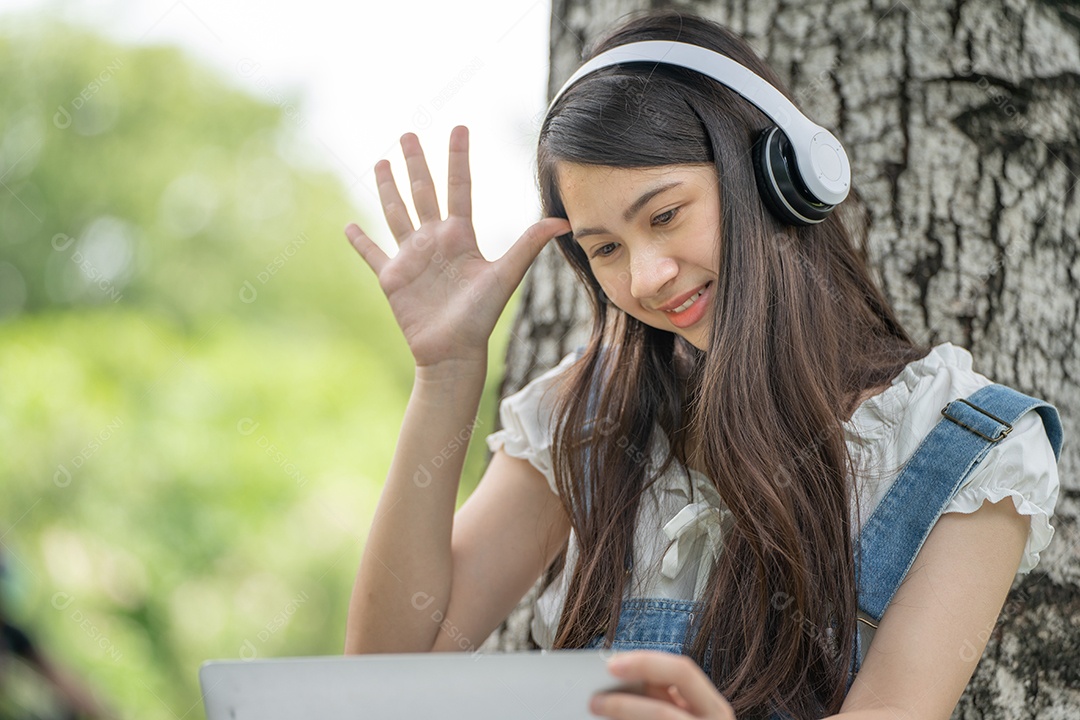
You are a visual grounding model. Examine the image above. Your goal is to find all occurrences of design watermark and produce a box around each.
[239,591,310,660]
[51,592,123,661]
[53,58,125,130]
[411,591,478,653]
[239,232,310,303]
[413,417,483,488]
[51,234,125,303]
[54,416,124,487]
[237,418,308,487]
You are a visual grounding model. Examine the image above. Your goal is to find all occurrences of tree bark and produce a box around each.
[481,0,1080,716]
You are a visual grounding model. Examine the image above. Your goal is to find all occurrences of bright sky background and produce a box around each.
[0,0,557,260]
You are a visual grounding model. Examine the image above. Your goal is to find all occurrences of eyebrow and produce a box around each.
[571,181,684,241]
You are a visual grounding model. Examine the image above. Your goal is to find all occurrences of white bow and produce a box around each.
[660,472,732,599]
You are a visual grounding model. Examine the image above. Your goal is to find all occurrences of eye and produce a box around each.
[652,207,679,226]
[592,243,618,259]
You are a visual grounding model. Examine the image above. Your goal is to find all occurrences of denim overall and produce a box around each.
[572,349,1064,717]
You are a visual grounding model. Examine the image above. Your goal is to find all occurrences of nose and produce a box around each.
[627,246,679,302]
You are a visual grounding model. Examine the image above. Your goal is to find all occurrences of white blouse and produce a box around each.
[483,343,1061,650]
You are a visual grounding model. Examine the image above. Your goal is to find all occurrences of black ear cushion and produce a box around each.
[751,127,833,226]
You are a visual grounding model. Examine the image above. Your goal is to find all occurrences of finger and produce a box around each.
[374,159,416,243]
[494,216,572,285]
[590,690,693,720]
[344,222,390,276]
[607,652,734,719]
[446,125,471,219]
[641,683,690,710]
[667,684,692,711]
[400,132,442,224]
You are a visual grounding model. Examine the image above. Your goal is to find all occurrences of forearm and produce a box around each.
[825,707,918,720]
[345,357,488,654]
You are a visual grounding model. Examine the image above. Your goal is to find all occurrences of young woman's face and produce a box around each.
[557,161,722,351]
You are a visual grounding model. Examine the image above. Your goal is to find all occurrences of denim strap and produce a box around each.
[854,384,1063,627]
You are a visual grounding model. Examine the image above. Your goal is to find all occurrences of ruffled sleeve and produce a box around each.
[941,406,1061,574]
[845,342,1063,576]
[483,349,583,497]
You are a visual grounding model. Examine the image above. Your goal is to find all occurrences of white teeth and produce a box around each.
[667,286,705,313]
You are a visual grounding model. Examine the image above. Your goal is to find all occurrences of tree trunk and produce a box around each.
[481,0,1080,715]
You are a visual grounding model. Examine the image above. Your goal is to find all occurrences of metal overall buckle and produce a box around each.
[940,398,1013,442]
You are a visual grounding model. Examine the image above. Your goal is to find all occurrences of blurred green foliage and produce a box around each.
[0,15,515,720]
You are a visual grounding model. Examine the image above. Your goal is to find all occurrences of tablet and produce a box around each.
[199,649,646,720]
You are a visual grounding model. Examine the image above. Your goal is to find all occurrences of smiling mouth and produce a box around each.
[664,283,710,313]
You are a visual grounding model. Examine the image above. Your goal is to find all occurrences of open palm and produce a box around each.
[344,126,571,368]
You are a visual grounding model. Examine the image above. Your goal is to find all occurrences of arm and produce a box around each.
[341,125,572,654]
[344,357,487,654]
[832,496,1031,719]
[345,359,571,654]
[433,447,570,651]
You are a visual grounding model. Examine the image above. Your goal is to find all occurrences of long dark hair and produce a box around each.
[535,8,929,719]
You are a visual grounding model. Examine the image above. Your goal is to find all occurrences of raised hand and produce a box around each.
[344,126,571,369]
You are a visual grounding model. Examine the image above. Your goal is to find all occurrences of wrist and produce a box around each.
[414,355,488,384]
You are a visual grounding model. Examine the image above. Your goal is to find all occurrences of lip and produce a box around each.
[664,281,712,329]
[654,282,711,313]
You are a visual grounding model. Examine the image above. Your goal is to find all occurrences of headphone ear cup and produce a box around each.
[751,127,834,226]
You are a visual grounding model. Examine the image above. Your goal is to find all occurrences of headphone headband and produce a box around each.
[545,40,850,209]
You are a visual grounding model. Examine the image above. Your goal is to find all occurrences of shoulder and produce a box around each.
[498,346,585,414]
[847,342,1063,574]
[844,343,994,471]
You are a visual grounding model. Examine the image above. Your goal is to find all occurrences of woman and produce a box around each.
[342,9,1062,719]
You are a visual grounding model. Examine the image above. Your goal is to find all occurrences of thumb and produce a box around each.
[496,217,572,282]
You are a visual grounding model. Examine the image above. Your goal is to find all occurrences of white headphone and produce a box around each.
[545,40,851,226]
